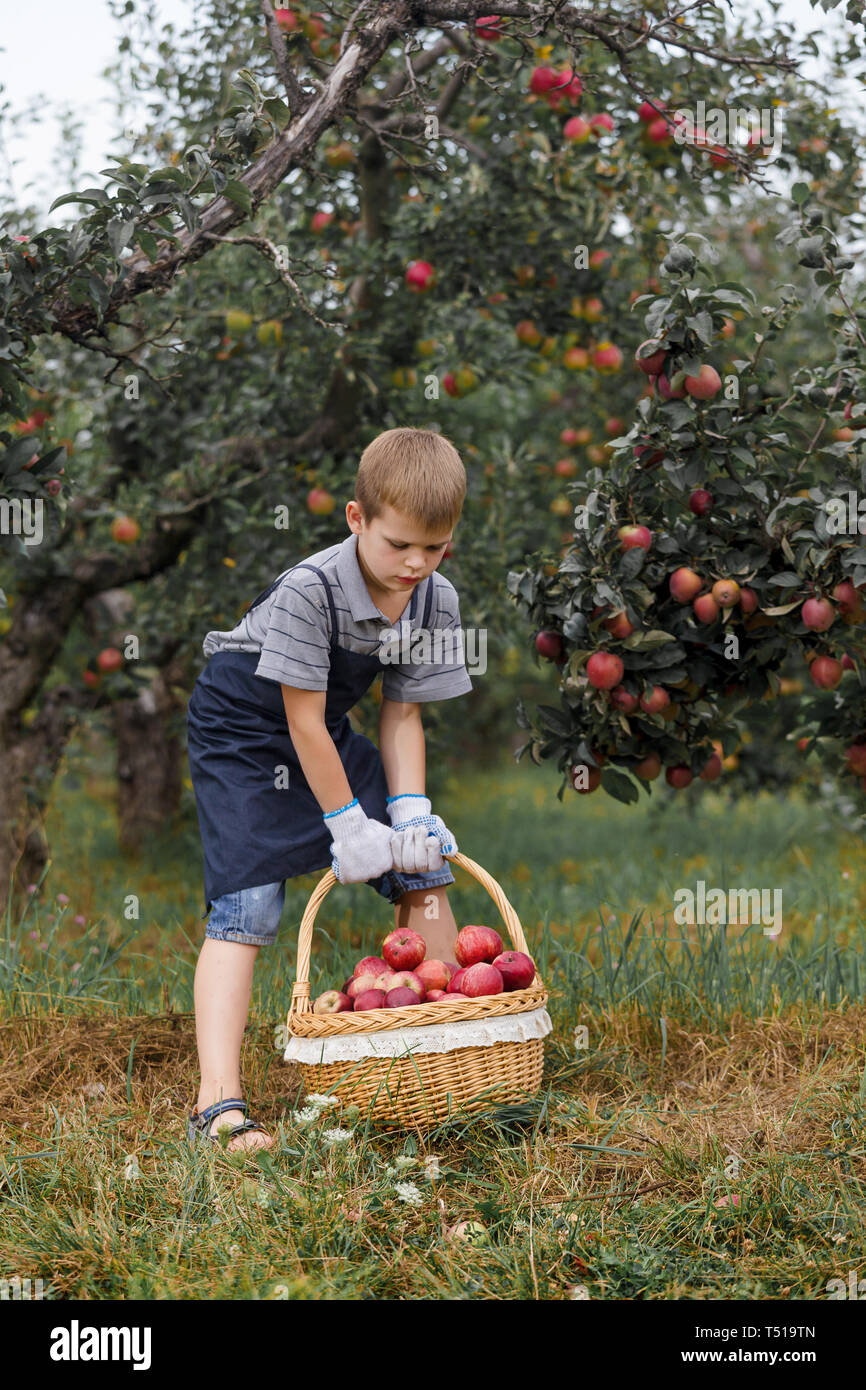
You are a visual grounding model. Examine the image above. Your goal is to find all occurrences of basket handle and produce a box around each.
[291,851,533,1015]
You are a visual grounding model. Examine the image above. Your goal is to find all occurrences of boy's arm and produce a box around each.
[377,696,426,797]
[281,685,355,814]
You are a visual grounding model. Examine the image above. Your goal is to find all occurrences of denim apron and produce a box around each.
[187,561,435,917]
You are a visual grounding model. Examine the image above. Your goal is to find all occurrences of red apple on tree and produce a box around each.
[802,597,835,631]
[739,587,759,615]
[810,655,843,689]
[712,579,740,608]
[110,515,140,543]
[535,630,563,661]
[592,341,623,373]
[634,751,662,780]
[688,489,713,516]
[700,754,723,781]
[638,98,666,123]
[603,610,635,639]
[844,743,866,775]
[97,648,124,673]
[684,364,722,400]
[587,652,624,690]
[640,685,670,714]
[657,372,686,400]
[669,567,703,602]
[665,765,693,789]
[610,686,640,713]
[618,524,652,551]
[693,593,720,624]
[635,340,667,375]
[572,764,603,793]
[529,66,558,95]
[563,116,592,143]
[832,580,862,615]
[307,487,335,515]
[405,260,436,292]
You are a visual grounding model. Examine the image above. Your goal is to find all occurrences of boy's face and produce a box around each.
[346,501,453,598]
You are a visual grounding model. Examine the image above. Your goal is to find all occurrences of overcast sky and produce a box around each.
[0,0,859,225]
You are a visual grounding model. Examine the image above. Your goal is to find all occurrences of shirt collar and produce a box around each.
[336,532,427,624]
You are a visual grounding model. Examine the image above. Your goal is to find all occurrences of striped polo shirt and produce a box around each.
[201,532,473,702]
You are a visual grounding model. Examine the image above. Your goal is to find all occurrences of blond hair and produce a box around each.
[354,427,466,534]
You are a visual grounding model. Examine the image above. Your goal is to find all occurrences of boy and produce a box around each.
[185,427,472,1152]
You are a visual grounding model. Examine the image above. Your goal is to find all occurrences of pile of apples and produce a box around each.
[313,925,536,1014]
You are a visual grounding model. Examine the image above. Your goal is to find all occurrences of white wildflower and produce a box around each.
[322,1128,353,1145]
[305,1093,340,1110]
[292,1106,320,1127]
[123,1154,141,1182]
[422,1155,441,1180]
[394,1155,417,1169]
[394,1181,424,1206]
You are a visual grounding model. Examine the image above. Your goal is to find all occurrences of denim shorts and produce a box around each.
[204,865,457,947]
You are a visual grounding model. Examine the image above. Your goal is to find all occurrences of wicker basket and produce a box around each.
[285,851,549,1130]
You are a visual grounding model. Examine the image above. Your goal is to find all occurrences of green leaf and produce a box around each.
[224,179,252,215]
[48,188,111,212]
[791,182,811,204]
[136,230,160,262]
[601,768,639,805]
[263,97,291,131]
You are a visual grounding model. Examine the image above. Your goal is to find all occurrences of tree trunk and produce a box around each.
[0,686,80,907]
[113,663,185,853]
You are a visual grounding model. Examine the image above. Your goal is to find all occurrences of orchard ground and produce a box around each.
[1,733,865,1299]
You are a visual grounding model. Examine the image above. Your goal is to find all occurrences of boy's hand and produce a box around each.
[386,794,458,874]
[323,799,394,884]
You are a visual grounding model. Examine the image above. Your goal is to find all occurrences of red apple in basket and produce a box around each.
[460,963,504,997]
[347,972,385,999]
[444,961,460,979]
[492,951,535,991]
[426,989,448,1001]
[382,928,426,971]
[386,986,422,1007]
[354,955,389,979]
[353,989,386,1011]
[415,959,451,992]
[446,993,467,1001]
[387,970,426,1000]
[313,989,353,1014]
[341,977,354,995]
[454,925,504,967]
[447,968,469,993]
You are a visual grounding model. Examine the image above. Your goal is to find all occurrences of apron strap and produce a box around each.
[292,562,339,651]
[422,574,435,628]
[244,560,339,651]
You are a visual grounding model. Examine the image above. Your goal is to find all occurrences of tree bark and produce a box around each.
[113,660,185,853]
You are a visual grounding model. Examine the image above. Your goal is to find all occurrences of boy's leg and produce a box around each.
[193,939,270,1149]
[193,881,285,1151]
[393,884,459,961]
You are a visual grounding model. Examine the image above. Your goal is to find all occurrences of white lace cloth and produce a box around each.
[284,1005,553,1064]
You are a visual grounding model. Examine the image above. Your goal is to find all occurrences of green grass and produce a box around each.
[2,734,865,1300]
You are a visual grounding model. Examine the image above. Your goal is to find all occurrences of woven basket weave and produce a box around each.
[286,851,549,1129]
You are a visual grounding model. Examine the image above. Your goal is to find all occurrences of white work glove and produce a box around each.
[386,793,458,874]
[323,798,394,884]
